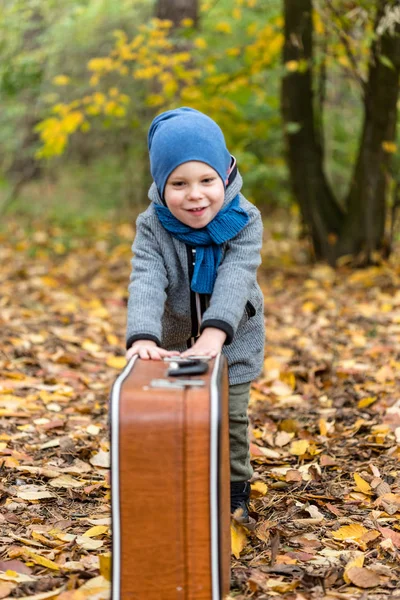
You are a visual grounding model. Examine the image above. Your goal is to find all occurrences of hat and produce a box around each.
[148,107,231,197]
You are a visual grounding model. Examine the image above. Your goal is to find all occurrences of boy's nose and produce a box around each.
[187,184,203,200]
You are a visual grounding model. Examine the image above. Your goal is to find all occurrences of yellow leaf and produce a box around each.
[215,21,232,34]
[250,481,268,498]
[106,355,126,369]
[181,17,194,27]
[354,473,372,495]
[24,549,60,570]
[83,525,108,538]
[53,75,70,86]
[289,440,309,456]
[99,553,111,581]
[332,523,368,541]
[319,418,328,436]
[382,141,397,153]
[358,396,377,408]
[231,520,248,558]
[194,37,207,49]
[285,60,299,72]
[302,300,316,313]
[344,552,365,584]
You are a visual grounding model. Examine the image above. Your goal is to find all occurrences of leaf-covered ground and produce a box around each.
[1,220,400,599]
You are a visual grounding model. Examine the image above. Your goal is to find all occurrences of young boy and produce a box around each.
[125,107,265,518]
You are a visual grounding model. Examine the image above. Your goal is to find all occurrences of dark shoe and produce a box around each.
[230,481,250,520]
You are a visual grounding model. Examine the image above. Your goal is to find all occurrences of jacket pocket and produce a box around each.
[245,300,256,319]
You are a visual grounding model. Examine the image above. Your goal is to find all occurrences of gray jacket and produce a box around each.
[126,170,265,385]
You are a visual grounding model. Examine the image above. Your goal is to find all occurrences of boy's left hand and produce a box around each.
[181,327,227,358]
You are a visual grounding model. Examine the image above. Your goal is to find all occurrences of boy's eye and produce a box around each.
[172,181,185,187]
[202,177,215,184]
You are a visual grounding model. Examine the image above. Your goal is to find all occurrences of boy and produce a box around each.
[125,107,265,518]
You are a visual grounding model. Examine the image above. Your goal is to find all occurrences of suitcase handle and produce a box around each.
[167,360,209,377]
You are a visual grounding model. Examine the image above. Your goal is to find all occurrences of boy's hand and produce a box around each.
[126,340,179,361]
[181,327,227,358]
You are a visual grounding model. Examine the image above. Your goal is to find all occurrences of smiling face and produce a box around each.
[164,161,225,228]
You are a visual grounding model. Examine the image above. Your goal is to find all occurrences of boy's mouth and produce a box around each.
[187,206,207,213]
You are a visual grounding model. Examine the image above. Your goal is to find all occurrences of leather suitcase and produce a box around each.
[110,354,231,600]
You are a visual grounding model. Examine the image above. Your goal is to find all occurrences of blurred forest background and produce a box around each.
[0,0,399,263]
[2,4,400,597]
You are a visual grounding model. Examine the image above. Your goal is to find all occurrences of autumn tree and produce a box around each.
[281,0,400,264]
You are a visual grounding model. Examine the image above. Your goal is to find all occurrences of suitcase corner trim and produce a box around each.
[110,355,138,600]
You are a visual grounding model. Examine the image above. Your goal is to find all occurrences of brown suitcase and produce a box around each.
[110,354,231,600]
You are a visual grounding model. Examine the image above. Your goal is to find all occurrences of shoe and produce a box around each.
[230,481,250,520]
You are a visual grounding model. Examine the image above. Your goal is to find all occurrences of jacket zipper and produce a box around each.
[186,246,199,346]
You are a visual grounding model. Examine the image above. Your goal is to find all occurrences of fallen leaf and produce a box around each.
[75,536,104,550]
[231,520,248,558]
[250,481,268,498]
[49,475,84,489]
[354,473,372,494]
[346,566,380,588]
[89,450,110,468]
[289,440,309,456]
[83,525,108,538]
[23,549,60,570]
[17,486,55,501]
[99,554,111,582]
[331,523,368,541]
[0,582,16,598]
[378,526,400,548]
[106,355,126,369]
[274,430,293,447]
[3,589,65,600]
[344,552,364,584]
[358,396,377,408]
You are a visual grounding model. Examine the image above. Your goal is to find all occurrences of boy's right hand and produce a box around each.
[125,340,179,361]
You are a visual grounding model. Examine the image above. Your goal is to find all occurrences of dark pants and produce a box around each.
[229,382,253,482]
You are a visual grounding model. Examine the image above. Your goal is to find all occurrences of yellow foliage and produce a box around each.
[146,94,165,107]
[382,141,397,153]
[215,21,232,34]
[194,37,207,49]
[63,111,84,133]
[134,66,162,80]
[180,87,202,102]
[181,18,194,28]
[87,57,115,73]
[38,1,284,159]
[226,47,240,57]
[93,92,106,105]
[286,60,299,72]
[313,10,325,35]
[53,75,70,86]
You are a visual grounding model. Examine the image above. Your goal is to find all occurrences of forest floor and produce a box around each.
[0,218,400,599]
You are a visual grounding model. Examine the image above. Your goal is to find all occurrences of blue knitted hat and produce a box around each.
[148,107,231,198]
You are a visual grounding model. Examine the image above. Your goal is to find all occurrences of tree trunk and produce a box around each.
[337,0,400,259]
[156,0,198,27]
[281,0,400,264]
[281,0,343,263]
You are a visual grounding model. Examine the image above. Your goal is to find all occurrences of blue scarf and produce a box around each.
[155,194,249,294]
